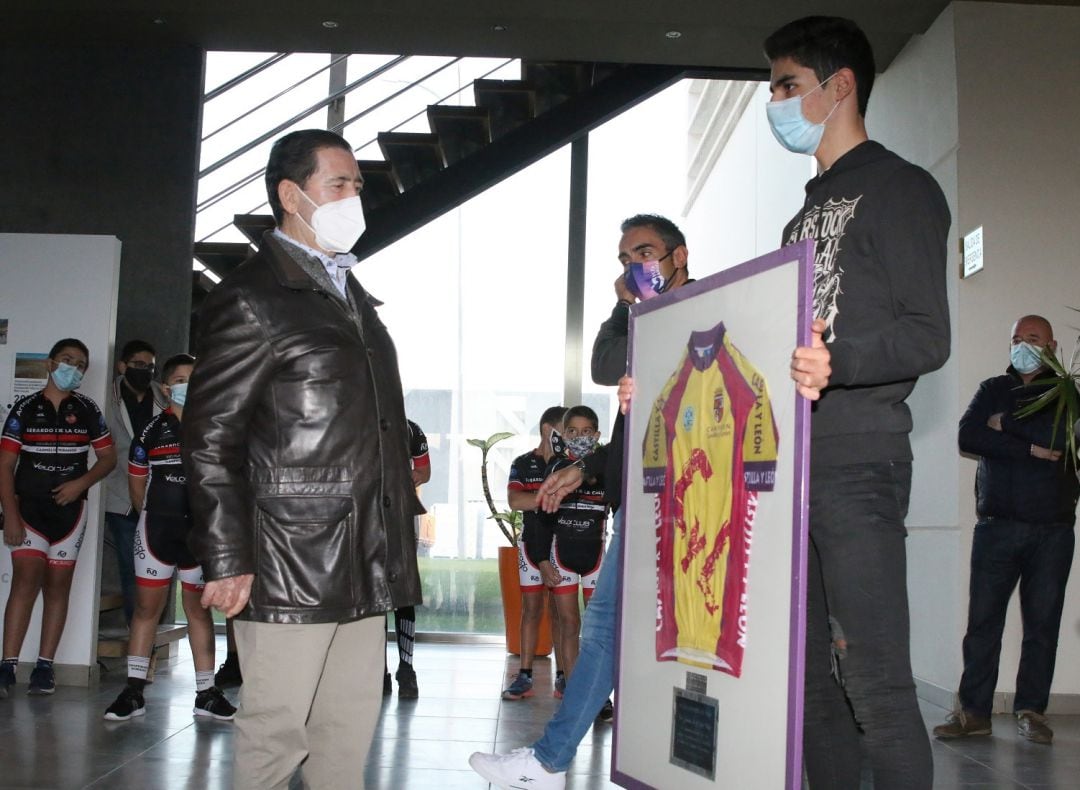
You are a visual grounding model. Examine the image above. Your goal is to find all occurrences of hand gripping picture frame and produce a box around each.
[612,241,813,789]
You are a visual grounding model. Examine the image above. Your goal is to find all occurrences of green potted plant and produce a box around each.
[467,432,520,545]
[468,432,553,656]
[1015,310,1080,474]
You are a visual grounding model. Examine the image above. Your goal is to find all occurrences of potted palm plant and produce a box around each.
[468,432,553,656]
[1014,312,1080,474]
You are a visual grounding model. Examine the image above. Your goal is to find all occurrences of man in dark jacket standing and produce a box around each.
[768,16,950,789]
[183,129,422,790]
[935,315,1078,745]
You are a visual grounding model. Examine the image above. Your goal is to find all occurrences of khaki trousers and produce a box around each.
[233,616,384,790]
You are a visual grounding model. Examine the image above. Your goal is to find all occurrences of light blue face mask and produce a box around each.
[1010,342,1044,375]
[50,362,84,392]
[765,74,840,155]
[168,382,188,408]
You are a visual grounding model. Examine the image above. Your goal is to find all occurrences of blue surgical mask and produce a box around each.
[765,74,840,155]
[168,382,188,407]
[51,362,83,392]
[1010,342,1044,375]
[566,434,598,459]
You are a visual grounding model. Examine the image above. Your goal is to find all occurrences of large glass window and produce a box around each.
[579,83,690,434]
[359,148,571,633]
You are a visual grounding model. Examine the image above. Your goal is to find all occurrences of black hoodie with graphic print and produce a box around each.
[783,140,951,467]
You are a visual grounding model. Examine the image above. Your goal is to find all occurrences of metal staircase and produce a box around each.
[191,53,726,330]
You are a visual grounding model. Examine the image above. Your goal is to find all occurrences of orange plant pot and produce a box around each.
[498,545,553,656]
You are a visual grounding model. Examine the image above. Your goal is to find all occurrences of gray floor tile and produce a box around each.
[1,638,1075,790]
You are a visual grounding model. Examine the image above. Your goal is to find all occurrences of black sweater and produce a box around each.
[783,140,951,467]
[588,300,631,512]
[958,368,1079,526]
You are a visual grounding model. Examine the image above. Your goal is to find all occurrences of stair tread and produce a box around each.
[378,131,440,145]
[474,78,535,92]
[234,214,275,247]
[426,105,489,119]
[358,159,395,172]
[98,623,190,657]
[99,593,125,612]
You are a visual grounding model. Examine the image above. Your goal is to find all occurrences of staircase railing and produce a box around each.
[200,55,411,179]
[195,54,517,245]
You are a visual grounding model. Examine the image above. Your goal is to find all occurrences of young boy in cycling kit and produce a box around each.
[1,338,116,697]
[103,354,236,721]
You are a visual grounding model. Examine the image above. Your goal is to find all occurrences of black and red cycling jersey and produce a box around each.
[544,454,607,545]
[129,409,190,520]
[509,449,550,565]
[407,419,429,471]
[1,390,113,498]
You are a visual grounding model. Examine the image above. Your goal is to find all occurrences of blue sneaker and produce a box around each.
[501,671,534,700]
[553,674,566,699]
[28,662,55,696]
[0,662,15,699]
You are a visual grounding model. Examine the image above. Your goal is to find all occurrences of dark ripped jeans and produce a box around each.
[803,462,932,790]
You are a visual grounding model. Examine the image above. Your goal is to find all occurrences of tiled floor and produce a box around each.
[0,637,1075,788]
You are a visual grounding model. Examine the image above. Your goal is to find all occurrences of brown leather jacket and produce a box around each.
[182,232,422,624]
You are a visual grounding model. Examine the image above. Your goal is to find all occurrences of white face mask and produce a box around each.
[297,190,366,253]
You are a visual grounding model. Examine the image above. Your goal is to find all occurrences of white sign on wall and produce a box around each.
[962,226,984,278]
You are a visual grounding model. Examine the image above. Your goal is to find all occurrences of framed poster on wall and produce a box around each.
[612,241,813,789]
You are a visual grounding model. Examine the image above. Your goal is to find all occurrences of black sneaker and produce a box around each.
[194,686,237,720]
[104,686,146,721]
[27,664,55,696]
[596,698,614,723]
[214,654,243,687]
[0,662,15,699]
[383,672,393,697]
[396,664,419,699]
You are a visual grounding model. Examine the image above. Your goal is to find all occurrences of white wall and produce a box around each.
[871,1,1080,711]
[0,234,121,683]
[683,81,812,273]
[952,0,1080,711]
[867,4,966,704]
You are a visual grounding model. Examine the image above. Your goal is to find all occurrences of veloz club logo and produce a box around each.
[713,389,725,423]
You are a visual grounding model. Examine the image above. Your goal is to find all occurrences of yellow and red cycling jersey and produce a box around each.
[643,321,778,677]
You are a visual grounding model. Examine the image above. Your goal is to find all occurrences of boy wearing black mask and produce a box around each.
[103,340,167,625]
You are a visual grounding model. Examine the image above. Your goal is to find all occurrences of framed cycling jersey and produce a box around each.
[613,241,812,790]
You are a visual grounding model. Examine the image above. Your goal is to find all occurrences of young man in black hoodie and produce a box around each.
[767,16,950,790]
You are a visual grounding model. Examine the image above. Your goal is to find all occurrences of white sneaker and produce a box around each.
[468,747,566,790]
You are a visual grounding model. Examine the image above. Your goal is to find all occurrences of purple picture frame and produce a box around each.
[612,240,813,790]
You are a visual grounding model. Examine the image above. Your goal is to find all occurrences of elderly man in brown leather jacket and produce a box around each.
[182,129,422,790]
